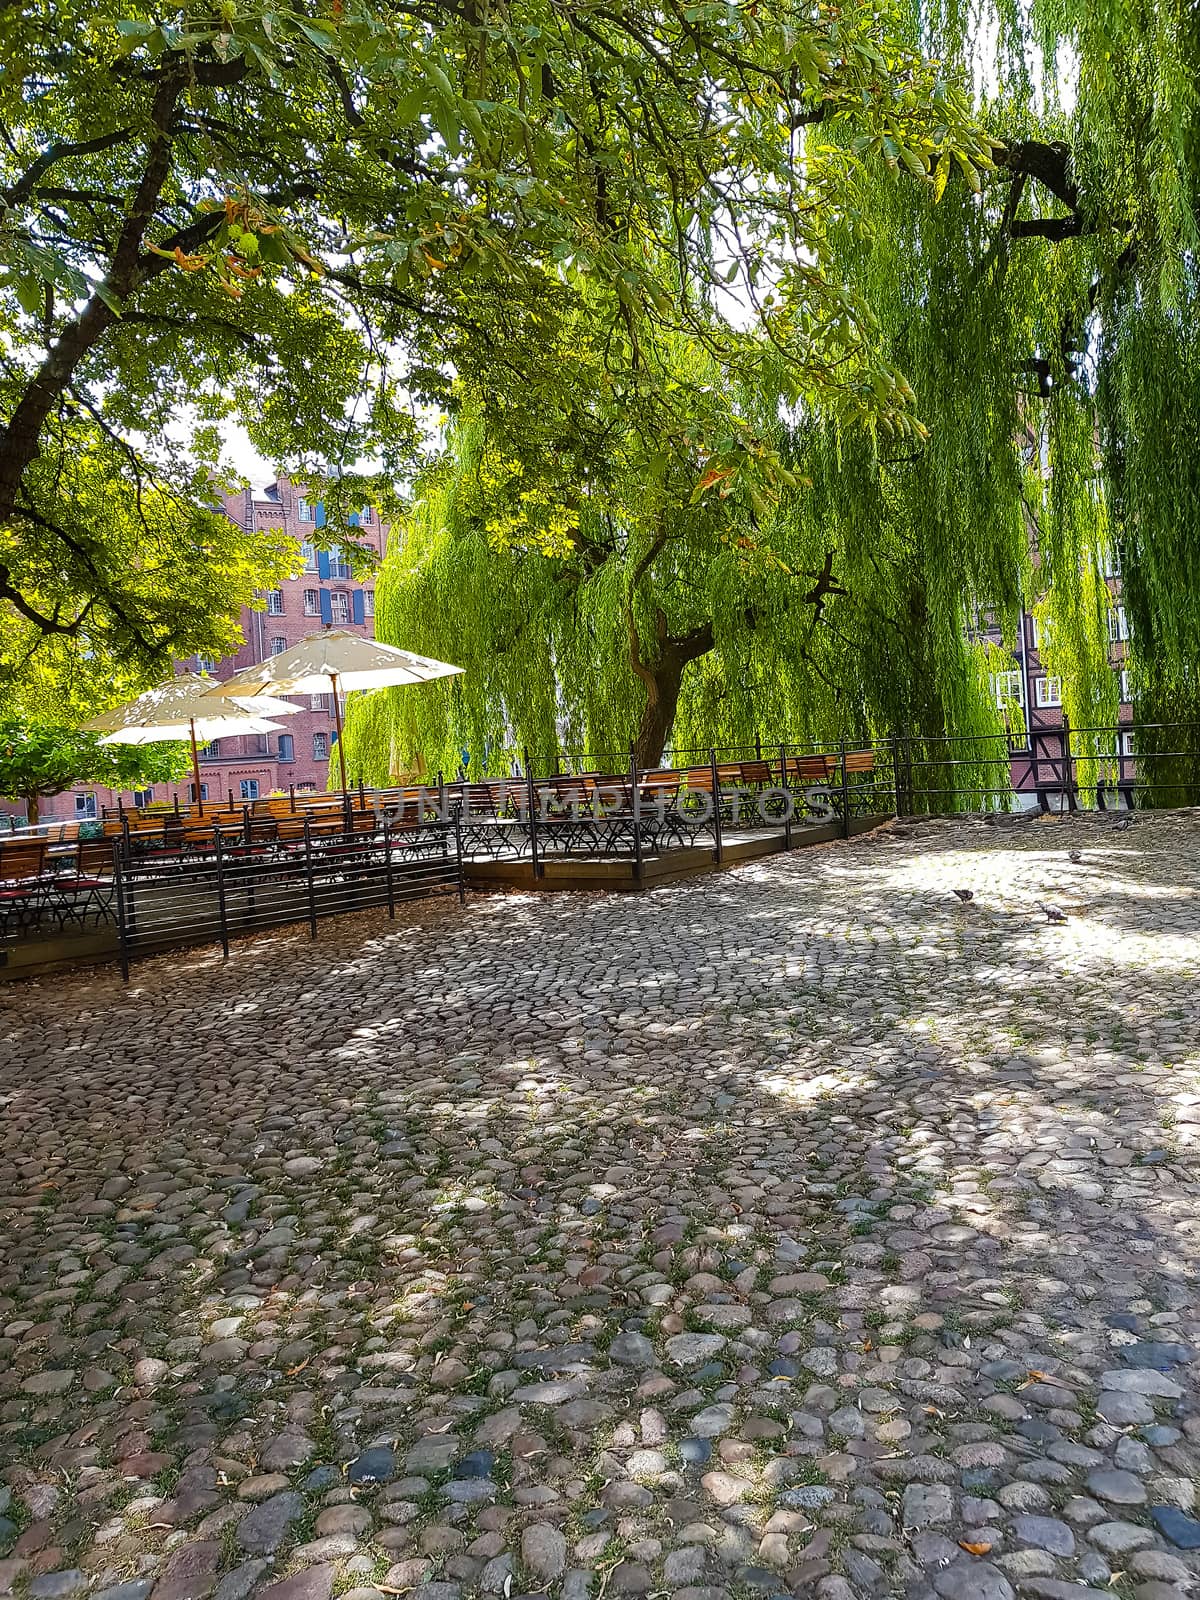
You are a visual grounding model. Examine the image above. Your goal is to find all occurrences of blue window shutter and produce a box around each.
[317,549,330,580]
[319,589,333,624]
[352,590,365,626]
[348,511,360,528]
[314,501,326,529]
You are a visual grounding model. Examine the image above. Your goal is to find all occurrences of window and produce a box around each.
[1035,676,1062,708]
[363,589,375,616]
[301,541,317,572]
[197,656,217,675]
[1030,616,1052,650]
[330,591,350,625]
[74,793,98,819]
[310,693,328,712]
[313,732,329,760]
[188,783,209,803]
[327,545,352,580]
[132,788,154,807]
[1122,731,1136,756]
[247,734,268,756]
[993,670,1024,708]
[239,779,260,801]
[1119,668,1131,702]
[267,589,285,616]
[277,734,294,762]
[298,781,317,793]
[1103,545,1122,578]
[205,739,221,758]
[360,506,373,525]
[270,635,288,655]
[297,498,313,523]
[1108,605,1130,642]
[303,589,320,616]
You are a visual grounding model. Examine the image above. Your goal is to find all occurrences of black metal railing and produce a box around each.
[113,815,463,978]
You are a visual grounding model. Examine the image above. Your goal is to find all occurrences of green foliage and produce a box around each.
[0,0,991,704]
[343,317,1011,801]
[0,717,187,822]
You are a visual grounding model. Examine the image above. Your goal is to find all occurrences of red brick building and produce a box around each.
[22,476,389,822]
[975,560,1132,805]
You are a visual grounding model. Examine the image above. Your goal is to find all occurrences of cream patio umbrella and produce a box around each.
[85,673,301,817]
[207,628,463,795]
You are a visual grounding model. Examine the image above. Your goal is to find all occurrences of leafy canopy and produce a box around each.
[0,0,991,712]
[0,717,187,820]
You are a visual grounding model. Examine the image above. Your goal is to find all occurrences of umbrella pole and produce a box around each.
[331,672,350,796]
[189,718,205,818]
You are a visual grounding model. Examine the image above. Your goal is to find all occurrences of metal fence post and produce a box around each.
[1062,713,1078,811]
[524,747,541,878]
[383,821,396,918]
[839,736,851,839]
[303,816,318,938]
[780,743,792,850]
[214,830,230,958]
[710,747,724,863]
[453,807,466,902]
[630,747,644,883]
[114,840,131,982]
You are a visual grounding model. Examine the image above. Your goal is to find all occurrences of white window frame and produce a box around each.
[363,589,375,616]
[266,589,285,616]
[1108,605,1129,642]
[313,732,329,760]
[1122,731,1136,756]
[270,635,288,656]
[205,739,220,758]
[132,788,154,807]
[303,589,320,616]
[1119,668,1131,702]
[310,692,328,712]
[993,670,1024,709]
[197,656,217,675]
[327,545,352,580]
[75,793,98,819]
[189,783,209,803]
[360,505,372,525]
[1034,675,1062,708]
[239,779,260,801]
[297,498,313,523]
[329,590,350,625]
[300,540,317,572]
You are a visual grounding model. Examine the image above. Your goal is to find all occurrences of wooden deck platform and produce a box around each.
[462,814,890,893]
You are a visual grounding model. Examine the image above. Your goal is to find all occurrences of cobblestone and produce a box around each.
[4,813,1200,1599]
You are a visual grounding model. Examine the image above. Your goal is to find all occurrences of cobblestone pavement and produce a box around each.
[4,813,1200,1600]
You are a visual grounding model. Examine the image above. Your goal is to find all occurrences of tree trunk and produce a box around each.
[633,655,688,767]
[629,615,716,766]
[25,793,39,826]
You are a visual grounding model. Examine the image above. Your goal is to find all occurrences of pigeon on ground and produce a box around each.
[1068,850,1082,863]
[1037,901,1068,923]
[1112,813,1135,831]
[952,888,974,902]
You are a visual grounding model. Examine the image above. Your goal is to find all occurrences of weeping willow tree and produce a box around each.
[848,0,1200,802]
[343,307,1014,801]
[347,0,1200,805]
